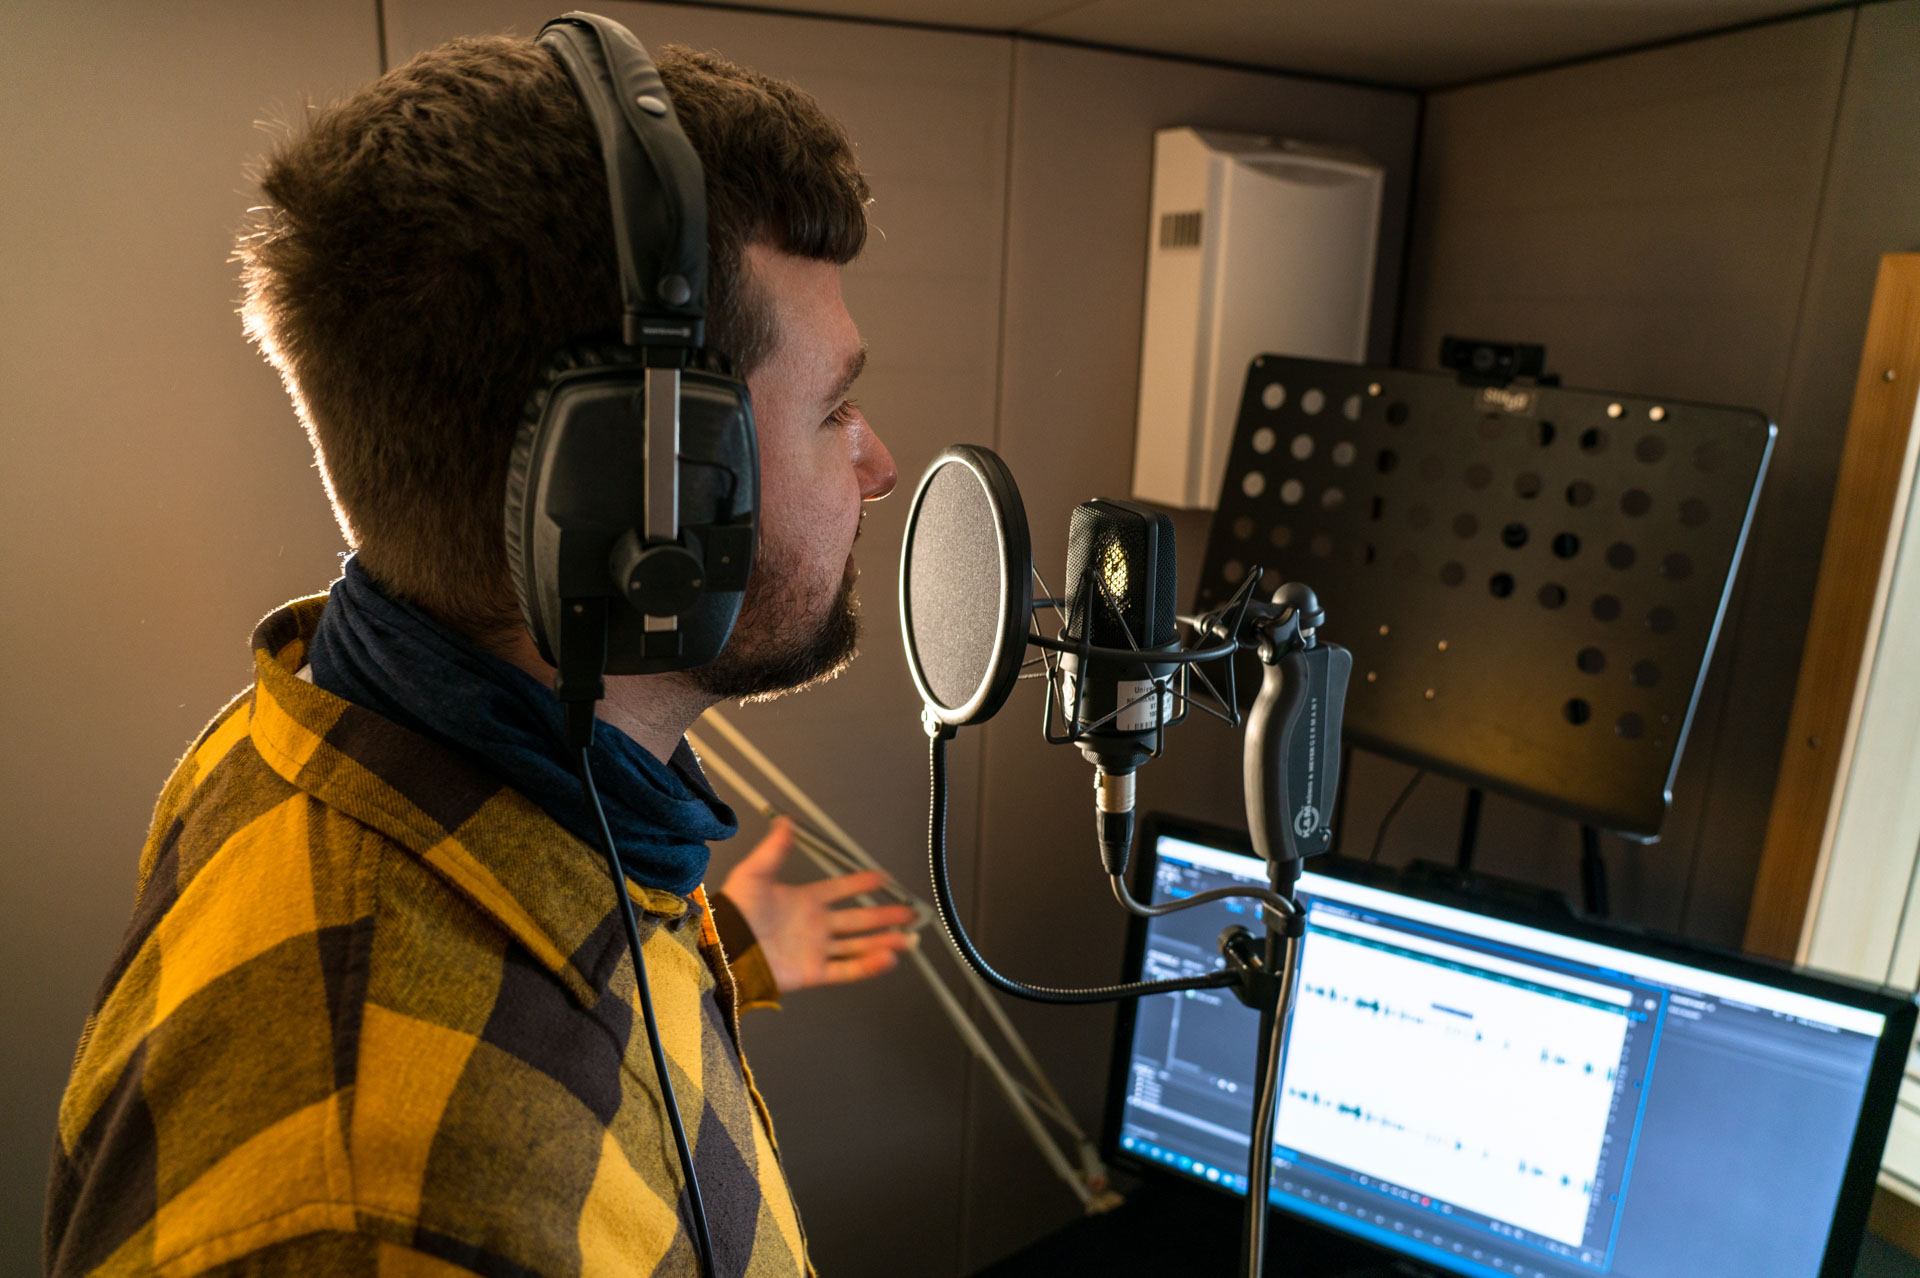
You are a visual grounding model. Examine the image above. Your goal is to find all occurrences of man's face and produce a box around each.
[689,243,896,701]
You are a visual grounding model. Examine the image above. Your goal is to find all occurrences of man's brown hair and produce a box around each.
[238,36,868,635]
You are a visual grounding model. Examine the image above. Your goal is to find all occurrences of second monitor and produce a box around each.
[1104,815,1911,1278]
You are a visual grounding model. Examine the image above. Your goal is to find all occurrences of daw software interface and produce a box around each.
[1113,830,1897,1278]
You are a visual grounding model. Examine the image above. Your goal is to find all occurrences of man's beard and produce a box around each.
[686,542,861,703]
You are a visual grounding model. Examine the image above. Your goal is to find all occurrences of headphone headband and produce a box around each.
[538,12,707,347]
[509,11,758,687]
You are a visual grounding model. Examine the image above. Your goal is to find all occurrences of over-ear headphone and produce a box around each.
[505,11,759,715]
[507,22,745,1273]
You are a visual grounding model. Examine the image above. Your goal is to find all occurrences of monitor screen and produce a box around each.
[1110,822,1910,1278]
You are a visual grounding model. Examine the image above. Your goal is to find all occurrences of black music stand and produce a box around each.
[1194,354,1773,866]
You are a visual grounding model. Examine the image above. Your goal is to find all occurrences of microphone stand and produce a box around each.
[1219,584,1332,1278]
[1238,898,1303,1278]
[919,573,1346,1278]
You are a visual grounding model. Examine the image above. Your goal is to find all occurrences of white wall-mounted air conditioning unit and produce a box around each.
[1132,127,1384,510]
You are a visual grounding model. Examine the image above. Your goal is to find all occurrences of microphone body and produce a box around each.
[1058,499,1178,873]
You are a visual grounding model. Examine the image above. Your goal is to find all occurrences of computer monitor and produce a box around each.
[1104,815,1915,1278]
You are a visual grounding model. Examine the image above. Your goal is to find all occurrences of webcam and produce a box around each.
[1439,336,1546,386]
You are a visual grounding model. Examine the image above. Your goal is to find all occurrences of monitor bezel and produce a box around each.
[1101,810,1917,1278]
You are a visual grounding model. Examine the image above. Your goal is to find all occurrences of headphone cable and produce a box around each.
[575,745,718,1278]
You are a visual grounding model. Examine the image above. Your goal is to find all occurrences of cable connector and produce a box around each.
[1094,768,1135,877]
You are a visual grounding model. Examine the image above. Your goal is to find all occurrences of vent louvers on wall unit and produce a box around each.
[1159,210,1203,249]
[1133,127,1385,510]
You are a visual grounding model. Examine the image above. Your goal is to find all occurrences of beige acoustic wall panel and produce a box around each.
[1392,10,1856,942]
[384,5,1011,1274]
[0,3,380,1269]
[970,39,1417,1269]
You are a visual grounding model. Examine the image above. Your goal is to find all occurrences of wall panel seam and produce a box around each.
[1775,6,1864,419]
[1681,5,1858,936]
[1388,90,1428,367]
[1431,0,1862,94]
[958,38,1023,1272]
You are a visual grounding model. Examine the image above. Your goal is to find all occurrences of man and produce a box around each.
[47,29,909,1278]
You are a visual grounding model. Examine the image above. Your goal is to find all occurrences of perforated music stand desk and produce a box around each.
[1194,355,1774,840]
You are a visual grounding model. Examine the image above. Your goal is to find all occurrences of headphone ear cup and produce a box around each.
[503,344,651,663]
[504,348,583,662]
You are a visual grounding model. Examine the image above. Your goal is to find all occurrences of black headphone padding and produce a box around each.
[505,344,635,661]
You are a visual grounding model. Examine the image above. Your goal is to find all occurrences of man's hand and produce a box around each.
[719,818,920,993]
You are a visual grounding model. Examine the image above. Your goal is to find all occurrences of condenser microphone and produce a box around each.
[897,457,1200,876]
[896,446,1341,1278]
[1058,499,1179,875]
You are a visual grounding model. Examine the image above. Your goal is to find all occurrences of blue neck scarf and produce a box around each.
[305,558,735,896]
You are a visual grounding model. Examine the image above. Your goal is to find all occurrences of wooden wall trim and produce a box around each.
[1872,1183,1920,1259]
[1746,253,1920,960]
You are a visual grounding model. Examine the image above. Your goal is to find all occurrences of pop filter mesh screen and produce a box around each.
[907,461,1005,710]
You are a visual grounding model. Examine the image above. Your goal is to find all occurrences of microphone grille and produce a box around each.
[1064,500,1176,649]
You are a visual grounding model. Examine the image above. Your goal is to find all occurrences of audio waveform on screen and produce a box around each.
[1281,1087,1597,1196]
[1296,982,1619,1081]
[1274,922,1633,1247]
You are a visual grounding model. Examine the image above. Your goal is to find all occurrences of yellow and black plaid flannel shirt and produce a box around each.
[47,594,808,1277]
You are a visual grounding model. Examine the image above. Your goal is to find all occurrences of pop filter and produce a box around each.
[899,444,1032,727]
